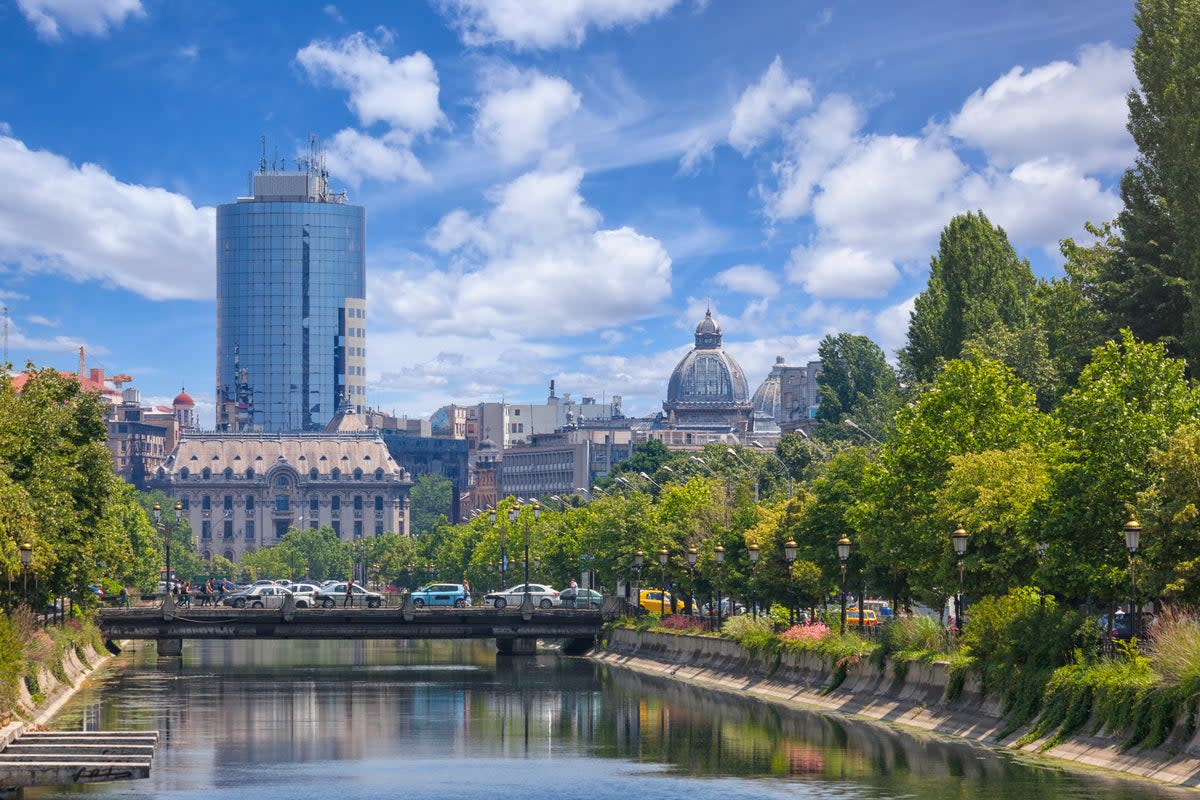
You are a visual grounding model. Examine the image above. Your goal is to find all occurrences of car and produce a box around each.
[700,597,747,617]
[314,582,384,608]
[559,587,602,609]
[222,585,293,609]
[484,583,560,609]
[287,582,321,606]
[639,588,682,615]
[822,608,880,627]
[409,583,471,608]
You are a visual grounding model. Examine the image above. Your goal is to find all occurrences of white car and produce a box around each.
[314,582,384,608]
[484,583,561,609]
[223,585,294,609]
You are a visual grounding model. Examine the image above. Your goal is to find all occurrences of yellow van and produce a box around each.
[638,588,682,615]
[823,608,879,627]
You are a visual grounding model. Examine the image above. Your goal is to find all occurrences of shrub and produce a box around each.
[780,622,830,648]
[721,614,777,653]
[657,614,708,632]
[1146,608,1200,693]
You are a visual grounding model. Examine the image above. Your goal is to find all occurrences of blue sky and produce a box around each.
[0,0,1136,425]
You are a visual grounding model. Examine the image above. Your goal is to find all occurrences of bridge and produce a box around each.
[97,596,609,656]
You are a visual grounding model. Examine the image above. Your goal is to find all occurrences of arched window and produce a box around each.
[374,468,384,480]
[202,550,212,561]
[245,468,255,479]
[353,468,363,480]
[224,468,233,480]
[223,549,234,561]
[179,467,189,479]
[275,475,289,488]
[331,468,341,480]
[309,468,319,480]
[201,468,211,480]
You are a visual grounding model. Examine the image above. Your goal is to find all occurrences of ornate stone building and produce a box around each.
[153,430,412,563]
[662,309,753,433]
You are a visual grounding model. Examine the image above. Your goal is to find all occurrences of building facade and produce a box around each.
[153,431,411,562]
[499,427,635,500]
[662,309,753,433]
[216,166,366,433]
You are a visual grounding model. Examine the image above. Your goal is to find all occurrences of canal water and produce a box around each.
[23,640,1196,800]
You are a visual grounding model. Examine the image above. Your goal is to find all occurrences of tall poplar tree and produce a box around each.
[901,212,1037,384]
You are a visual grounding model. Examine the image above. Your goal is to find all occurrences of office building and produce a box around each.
[216,158,366,433]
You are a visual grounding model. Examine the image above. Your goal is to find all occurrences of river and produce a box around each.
[22,640,1196,800]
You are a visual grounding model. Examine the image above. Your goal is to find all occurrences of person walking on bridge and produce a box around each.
[344,576,355,607]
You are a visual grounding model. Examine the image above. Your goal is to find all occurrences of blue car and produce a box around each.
[410,583,471,608]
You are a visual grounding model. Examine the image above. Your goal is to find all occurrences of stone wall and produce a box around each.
[595,628,1200,788]
[0,642,109,751]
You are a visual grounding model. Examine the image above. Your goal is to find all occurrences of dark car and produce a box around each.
[559,587,602,609]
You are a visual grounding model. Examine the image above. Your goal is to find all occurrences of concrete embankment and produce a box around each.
[0,642,113,751]
[593,628,1200,788]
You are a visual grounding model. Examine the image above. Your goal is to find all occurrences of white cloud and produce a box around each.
[474,66,581,164]
[17,0,143,41]
[296,33,444,133]
[0,135,213,301]
[766,93,861,220]
[25,314,59,327]
[375,165,671,338]
[714,264,779,298]
[874,295,917,360]
[436,0,682,49]
[948,43,1134,173]
[729,56,812,154]
[787,245,900,300]
[324,128,431,186]
[323,4,345,23]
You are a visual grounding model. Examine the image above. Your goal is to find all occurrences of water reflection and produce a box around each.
[22,640,1195,800]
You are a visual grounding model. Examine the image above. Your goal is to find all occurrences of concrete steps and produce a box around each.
[0,731,157,789]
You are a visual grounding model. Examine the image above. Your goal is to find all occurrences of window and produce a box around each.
[180,497,190,511]
[224,468,233,480]
[245,496,254,511]
[375,522,384,535]
[353,520,363,539]
[275,475,289,488]
[224,521,233,539]
[309,496,319,511]
[179,468,189,479]
[223,549,234,561]
[245,468,255,479]
[309,468,319,480]
[353,468,363,480]
[354,495,363,510]
[374,468,384,480]
[331,468,341,480]
[201,468,211,480]
[374,496,384,511]
[201,520,211,540]
[224,495,233,511]
[275,494,289,511]
[309,518,318,530]
[202,495,211,511]
[245,520,255,540]
[332,521,341,537]
[331,496,341,511]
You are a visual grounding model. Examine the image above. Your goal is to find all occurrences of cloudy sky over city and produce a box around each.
[0,0,1135,423]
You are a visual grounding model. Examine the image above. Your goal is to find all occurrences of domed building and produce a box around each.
[663,309,753,433]
[749,356,787,434]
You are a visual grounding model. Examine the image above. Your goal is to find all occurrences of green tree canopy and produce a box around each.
[815,333,899,429]
[409,473,453,535]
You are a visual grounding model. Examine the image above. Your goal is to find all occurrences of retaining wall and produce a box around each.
[594,628,1200,788]
[0,642,111,751]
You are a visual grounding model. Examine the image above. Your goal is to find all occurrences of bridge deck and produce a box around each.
[98,605,605,642]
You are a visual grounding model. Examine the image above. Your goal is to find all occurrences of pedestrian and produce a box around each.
[203,578,213,607]
[119,585,130,608]
[344,576,354,607]
[180,580,191,608]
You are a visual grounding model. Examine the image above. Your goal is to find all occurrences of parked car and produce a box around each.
[222,585,292,609]
[559,587,602,609]
[484,583,560,609]
[639,588,682,615]
[821,608,880,627]
[314,582,384,608]
[409,583,471,608]
[700,597,747,617]
[287,583,322,606]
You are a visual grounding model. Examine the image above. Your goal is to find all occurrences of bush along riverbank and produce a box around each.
[599,587,1200,788]
[0,607,110,743]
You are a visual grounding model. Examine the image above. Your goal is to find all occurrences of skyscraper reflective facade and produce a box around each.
[216,170,366,432]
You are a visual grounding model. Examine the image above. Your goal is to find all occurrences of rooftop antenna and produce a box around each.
[258,135,267,174]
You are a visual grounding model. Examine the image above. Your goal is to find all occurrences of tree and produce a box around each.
[1038,330,1200,601]
[901,212,1037,383]
[1138,423,1200,605]
[1123,0,1200,369]
[409,474,452,536]
[607,439,672,484]
[1036,229,1114,397]
[851,356,1046,608]
[815,333,900,427]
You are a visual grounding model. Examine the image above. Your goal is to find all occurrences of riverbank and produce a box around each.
[0,635,114,751]
[593,627,1200,789]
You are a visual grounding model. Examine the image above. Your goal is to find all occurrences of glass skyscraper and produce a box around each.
[216,170,366,432]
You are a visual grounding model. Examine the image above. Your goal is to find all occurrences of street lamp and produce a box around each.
[785,539,797,624]
[838,535,852,636]
[951,525,969,634]
[748,543,760,616]
[751,441,794,498]
[639,471,663,490]
[844,418,883,445]
[1123,515,1142,641]
[521,501,541,606]
[633,550,645,611]
[1036,541,1048,608]
[714,545,725,619]
[152,502,175,603]
[20,542,31,606]
[686,546,698,614]
[658,547,669,617]
[726,447,759,502]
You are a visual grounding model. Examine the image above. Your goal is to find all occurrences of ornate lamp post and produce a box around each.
[838,535,852,636]
[748,543,760,617]
[686,546,698,614]
[20,542,32,606]
[714,545,725,618]
[1123,515,1142,641]
[1036,541,1048,608]
[521,501,540,607]
[951,525,969,634]
[633,550,645,611]
[490,507,508,588]
[658,547,669,617]
[785,539,797,624]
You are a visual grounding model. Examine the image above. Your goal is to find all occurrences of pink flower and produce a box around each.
[781,622,830,643]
